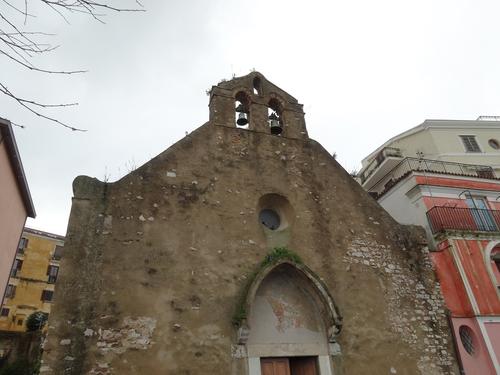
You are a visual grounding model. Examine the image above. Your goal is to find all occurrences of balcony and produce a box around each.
[427,206,500,234]
[367,158,498,199]
[360,147,403,185]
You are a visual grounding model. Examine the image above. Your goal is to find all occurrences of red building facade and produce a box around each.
[425,176,500,373]
[361,157,500,374]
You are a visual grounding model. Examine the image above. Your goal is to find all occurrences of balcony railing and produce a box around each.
[427,206,500,234]
[360,147,402,183]
[368,157,498,199]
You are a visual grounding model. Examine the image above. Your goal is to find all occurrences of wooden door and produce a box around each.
[261,358,291,375]
[290,357,318,375]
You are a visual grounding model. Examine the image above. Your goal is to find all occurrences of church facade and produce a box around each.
[41,73,459,374]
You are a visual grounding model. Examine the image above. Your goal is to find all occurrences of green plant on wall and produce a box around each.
[261,247,302,267]
[26,311,48,332]
[0,359,37,375]
[232,247,302,327]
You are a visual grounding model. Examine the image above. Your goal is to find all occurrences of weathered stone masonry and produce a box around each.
[41,72,459,374]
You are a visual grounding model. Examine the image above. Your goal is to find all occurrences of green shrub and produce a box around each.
[26,311,48,332]
[0,359,34,375]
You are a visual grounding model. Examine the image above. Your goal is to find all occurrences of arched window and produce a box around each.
[490,245,500,287]
[459,325,476,356]
[235,92,250,129]
[268,98,283,135]
[253,77,262,96]
[484,242,500,294]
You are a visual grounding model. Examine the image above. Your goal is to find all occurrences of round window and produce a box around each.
[259,209,281,230]
[459,325,475,355]
[488,139,500,150]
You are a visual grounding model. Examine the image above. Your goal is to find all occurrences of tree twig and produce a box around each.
[0,0,144,130]
[0,82,86,131]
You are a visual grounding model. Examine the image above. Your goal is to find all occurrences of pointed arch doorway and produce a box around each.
[240,260,342,375]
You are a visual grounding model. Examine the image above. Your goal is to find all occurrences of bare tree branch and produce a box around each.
[0,83,77,108]
[10,121,25,128]
[0,49,87,72]
[0,82,86,131]
[2,0,34,17]
[0,0,144,130]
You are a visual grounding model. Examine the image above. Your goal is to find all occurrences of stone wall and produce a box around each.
[41,73,460,374]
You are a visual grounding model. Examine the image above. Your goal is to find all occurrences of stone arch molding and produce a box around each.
[236,259,343,346]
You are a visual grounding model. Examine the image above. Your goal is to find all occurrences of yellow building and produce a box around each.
[0,228,64,332]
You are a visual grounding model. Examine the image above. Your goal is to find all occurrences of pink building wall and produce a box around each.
[431,247,474,316]
[485,322,500,369]
[423,196,468,209]
[452,317,496,375]
[0,141,27,304]
[454,239,500,315]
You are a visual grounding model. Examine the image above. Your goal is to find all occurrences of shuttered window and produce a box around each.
[460,135,481,152]
[41,290,54,302]
[47,265,59,283]
[52,245,63,260]
[5,285,16,299]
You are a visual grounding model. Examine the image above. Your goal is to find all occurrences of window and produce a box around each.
[5,284,16,299]
[10,259,23,277]
[460,135,481,152]
[0,308,9,317]
[459,326,475,355]
[47,265,59,284]
[41,290,54,302]
[17,237,28,254]
[17,319,23,326]
[465,196,497,231]
[52,245,63,260]
[493,253,500,273]
[259,209,281,230]
[489,139,500,150]
[490,246,500,287]
[258,194,293,232]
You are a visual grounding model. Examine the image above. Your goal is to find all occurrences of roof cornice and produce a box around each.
[361,119,500,165]
[0,118,36,218]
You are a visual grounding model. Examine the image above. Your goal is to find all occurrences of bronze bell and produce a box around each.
[237,112,249,126]
[235,104,249,126]
[268,112,282,135]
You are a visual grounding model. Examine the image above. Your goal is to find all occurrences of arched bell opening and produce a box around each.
[237,260,342,375]
[268,98,284,136]
[235,91,250,129]
[253,77,262,96]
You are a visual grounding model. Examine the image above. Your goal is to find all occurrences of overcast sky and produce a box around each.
[3,0,500,235]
